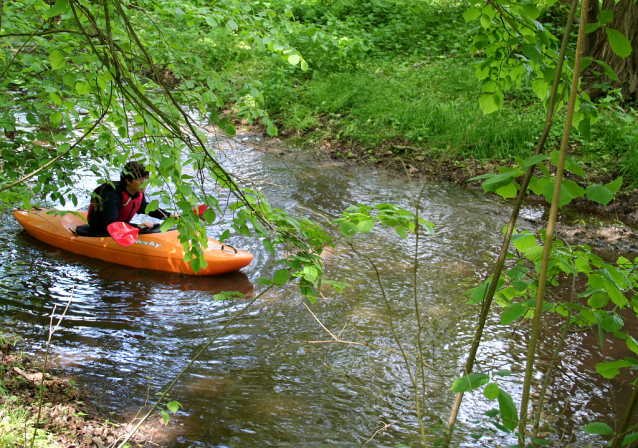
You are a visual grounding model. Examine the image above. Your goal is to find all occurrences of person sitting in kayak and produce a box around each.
[87,161,178,234]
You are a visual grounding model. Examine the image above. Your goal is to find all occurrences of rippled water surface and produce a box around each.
[0,136,630,447]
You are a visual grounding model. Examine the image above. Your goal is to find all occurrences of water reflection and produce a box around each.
[0,138,631,447]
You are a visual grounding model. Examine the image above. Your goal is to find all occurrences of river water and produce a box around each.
[0,135,631,447]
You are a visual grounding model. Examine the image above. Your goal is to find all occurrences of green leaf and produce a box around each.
[622,433,638,446]
[263,238,275,255]
[75,82,92,95]
[339,221,357,237]
[601,314,623,332]
[49,50,66,70]
[301,60,309,71]
[522,154,547,167]
[45,0,68,18]
[578,118,591,139]
[469,278,505,304]
[599,10,613,24]
[167,401,181,413]
[482,171,518,192]
[596,359,631,378]
[219,229,230,243]
[511,279,529,292]
[543,181,574,208]
[501,303,527,325]
[506,265,527,280]
[595,60,620,82]
[606,176,623,194]
[145,199,159,214]
[464,7,481,22]
[356,219,374,234]
[626,337,638,357]
[524,245,544,263]
[479,93,500,114]
[225,123,236,137]
[511,233,537,253]
[497,390,519,431]
[267,124,277,136]
[395,225,407,239]
[288,54,300,66]
[226,19,238,30]
[273,269,290,285]
[495,182,518,199]
[586,185,614,205]
[606,28,632,58]
[588,292,609,309]
[160,409,170,426]
[480,13,492,29]
[50,111,63,124]
[483,382,500,400]
[583,422,613,435]
[450,373,490,393]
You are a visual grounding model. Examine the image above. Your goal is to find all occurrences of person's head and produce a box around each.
[121,161,149,195]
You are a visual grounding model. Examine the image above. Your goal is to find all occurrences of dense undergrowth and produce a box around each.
[221,0,638,186]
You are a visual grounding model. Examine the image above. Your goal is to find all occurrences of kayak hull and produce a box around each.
[13,209,253,276]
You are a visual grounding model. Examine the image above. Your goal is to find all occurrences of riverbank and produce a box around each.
[0,341,149,448]
[240,128,638,253]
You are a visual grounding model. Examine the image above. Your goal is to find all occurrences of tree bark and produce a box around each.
[585,0,638,100]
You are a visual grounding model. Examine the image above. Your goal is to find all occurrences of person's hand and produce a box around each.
[169,213,180,219]
[140,221,154,229]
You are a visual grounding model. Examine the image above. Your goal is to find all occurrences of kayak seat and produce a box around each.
[74,224,109,237]
[74,223,177,237]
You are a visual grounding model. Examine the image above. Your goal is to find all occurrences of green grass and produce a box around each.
[225,0,638,187]
[0,404,63,448]
[262,57,546,160]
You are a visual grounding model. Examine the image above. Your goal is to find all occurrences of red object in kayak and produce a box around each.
[13,209,253,276]
[107,221,141,247]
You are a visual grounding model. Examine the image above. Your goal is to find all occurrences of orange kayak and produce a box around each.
[13,209,253,275]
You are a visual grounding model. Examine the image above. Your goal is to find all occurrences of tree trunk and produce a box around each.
[585,0,638,100]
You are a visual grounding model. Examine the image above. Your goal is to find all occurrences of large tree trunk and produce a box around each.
[584,0,638,100]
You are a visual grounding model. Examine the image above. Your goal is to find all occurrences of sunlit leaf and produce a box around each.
[288,54,300,66]
[450,373,489,393]
[606,177,623,194]
[45,0,68,18]
[49,50,66,70]
[483,382,500,400]
[596,359,631,378]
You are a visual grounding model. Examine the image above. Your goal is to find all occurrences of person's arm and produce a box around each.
[101,190,122,227]
[138,195,179,221]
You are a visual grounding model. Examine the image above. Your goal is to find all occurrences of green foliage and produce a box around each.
[470,152,623,206]
[450,371,518,433]
[333,203,434,239]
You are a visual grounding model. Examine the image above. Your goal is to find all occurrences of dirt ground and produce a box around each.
[0,342,149,448]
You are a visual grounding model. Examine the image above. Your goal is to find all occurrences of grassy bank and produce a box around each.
[223,0,638,187]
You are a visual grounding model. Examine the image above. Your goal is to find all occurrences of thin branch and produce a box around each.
[444,0,579,443]
[518,0,590,443]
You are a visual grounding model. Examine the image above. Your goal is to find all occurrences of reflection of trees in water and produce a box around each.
[0,231,254,331]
